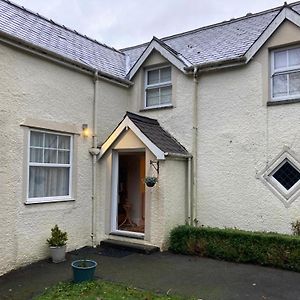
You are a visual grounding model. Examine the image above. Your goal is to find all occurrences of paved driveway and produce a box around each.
[1,247,300,300]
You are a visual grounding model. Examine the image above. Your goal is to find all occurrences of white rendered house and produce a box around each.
[1,0,300,275]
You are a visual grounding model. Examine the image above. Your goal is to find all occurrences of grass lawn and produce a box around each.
[34,280,190,300]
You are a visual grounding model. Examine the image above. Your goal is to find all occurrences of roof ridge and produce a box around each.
[2,0,125,56]
[120,1,300,52]
[126,111,158,124]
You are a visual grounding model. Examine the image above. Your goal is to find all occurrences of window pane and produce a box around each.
[30,131,43,147]
[160,86,172,104]
[274,50,287,69]
[58,150,70,164]
[273,74,288,98]
[45,133,57,148]
[272,161,300,190]
[29,166,69,198]
[30,148,43,163]
[289,72,300,96]
[160,67,171,82]
[146,89,159,107]
[58,135,70,150]
[147,70,159,85]
[289,48,300,67]
[44,149,57,163]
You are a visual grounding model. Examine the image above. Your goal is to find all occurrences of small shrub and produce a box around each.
[291,220,300,236]
[47,225,68,247]
[169,225,300,271]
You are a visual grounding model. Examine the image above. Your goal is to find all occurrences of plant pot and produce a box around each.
[49,245,66,263]
[71,260,97,283]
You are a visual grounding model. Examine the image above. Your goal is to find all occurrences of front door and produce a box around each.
[111,150,145,238]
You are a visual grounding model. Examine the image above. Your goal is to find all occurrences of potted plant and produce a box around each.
[46,225,68,263]
[144,176,158,187]
[71,259,98,283]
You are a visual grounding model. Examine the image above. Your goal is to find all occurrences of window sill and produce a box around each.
[267,98,300,106]
[140,105,173,112]
[25,198,75,205]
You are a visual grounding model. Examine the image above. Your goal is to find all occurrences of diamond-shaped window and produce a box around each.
[258,149,300,207]
[272,161,300,191]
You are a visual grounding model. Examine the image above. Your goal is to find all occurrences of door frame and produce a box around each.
[110,149,145,239]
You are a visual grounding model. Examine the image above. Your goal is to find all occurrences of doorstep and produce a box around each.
[100,239,160,254]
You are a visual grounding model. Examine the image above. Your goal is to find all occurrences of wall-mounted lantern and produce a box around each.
[82,124,89,138]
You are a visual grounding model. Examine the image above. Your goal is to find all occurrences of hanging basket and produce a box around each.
[145,176,158,187]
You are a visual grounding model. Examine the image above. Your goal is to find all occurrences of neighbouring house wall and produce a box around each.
[128,50,194,153]
[196,20,300,234]
[0,41,128,275]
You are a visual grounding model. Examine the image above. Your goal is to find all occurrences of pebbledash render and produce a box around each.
[1,0,300,275]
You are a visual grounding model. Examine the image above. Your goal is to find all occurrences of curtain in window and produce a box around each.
[29,131,71,199]
[29,167,69,198]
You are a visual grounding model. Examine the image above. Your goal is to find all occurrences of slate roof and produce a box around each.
[1,0,300,81]
[126,112,189,156]
[0,0,127,79]
[122,2,300,70]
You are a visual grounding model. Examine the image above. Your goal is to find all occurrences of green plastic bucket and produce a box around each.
[71,260,97,283]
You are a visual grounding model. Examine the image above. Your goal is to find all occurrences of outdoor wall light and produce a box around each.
[82,124,89,138]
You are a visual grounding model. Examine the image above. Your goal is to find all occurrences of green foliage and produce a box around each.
[46,225,68,247]
[34,280,189,300]
[169,225,300,271]
[291,220,300,236]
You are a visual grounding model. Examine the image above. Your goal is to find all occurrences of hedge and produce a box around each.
[169,225,300,271]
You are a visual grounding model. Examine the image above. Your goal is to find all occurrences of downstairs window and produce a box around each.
[27,130,73,203]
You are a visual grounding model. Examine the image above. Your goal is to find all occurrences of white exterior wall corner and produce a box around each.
[196,20,300,234]
[159,158,187,249]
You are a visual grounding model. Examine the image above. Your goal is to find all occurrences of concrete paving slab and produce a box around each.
[0,246,300,300]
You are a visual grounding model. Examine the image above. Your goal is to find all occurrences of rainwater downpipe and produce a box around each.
[187,157,192,225]
[192,66,199,226]
[91,70,99,247]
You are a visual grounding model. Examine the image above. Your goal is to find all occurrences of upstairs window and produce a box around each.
[27,130,72,203]
[145,66,172,108]
[271,46,300,101]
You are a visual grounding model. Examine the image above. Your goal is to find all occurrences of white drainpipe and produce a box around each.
[192,66,199,226]
[187,157,192,225]
[91,70,99,247]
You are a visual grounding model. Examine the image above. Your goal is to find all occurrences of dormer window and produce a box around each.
[271,46,300,101]
[145,66,172,108]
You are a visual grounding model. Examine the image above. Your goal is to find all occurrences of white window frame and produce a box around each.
[258,147,300,207]
[144,65,172,109]
[26,129,73,204]
[271,45,300,101]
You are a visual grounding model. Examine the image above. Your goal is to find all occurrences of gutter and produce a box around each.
[164,152,192,159]
[185,57,247,73]
[0,31,133,87]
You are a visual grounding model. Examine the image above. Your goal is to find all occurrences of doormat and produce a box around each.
[97,246,133,258]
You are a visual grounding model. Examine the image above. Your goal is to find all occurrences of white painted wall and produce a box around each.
[196,20,300,234]
[127,21,300,237]
[0,42,128,275]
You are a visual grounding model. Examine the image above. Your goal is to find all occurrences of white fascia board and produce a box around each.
[99,116,165,160]
[128,40,190,80]
[245,7,300,63]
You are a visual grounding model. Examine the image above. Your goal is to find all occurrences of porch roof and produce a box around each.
[99,112,190,160]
